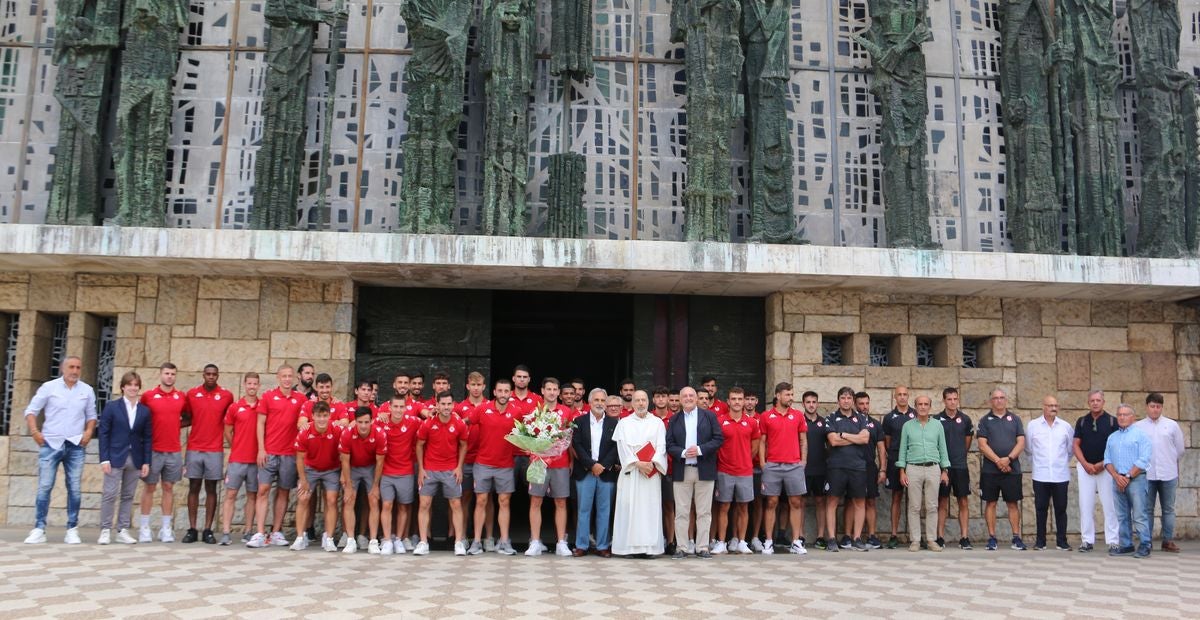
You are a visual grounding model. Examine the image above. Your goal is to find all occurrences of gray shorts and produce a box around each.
[144,451,183,485]
[348,466,376,492]
[380,474,415,504]
[716,472,754,503]
[257,454,298,490]
[761,462,807,497]
[420,470,462,499]
[305,467,341,491]
[528,467,571,498]
[185,450,224,480]
[474,464,515,494]
[224,462,258,492]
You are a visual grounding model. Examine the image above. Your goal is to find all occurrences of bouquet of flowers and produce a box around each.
[506,403,573,484]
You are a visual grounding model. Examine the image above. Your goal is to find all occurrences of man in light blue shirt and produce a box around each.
[1103,404,1152,558]
[23,356,97,545]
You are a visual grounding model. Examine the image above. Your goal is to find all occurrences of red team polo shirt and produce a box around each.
[456,399,486,465]
[339,425,388,467]
[379,398,427,420]
[760,407,808,464]
[537,403,572,469]
[377,414,420,476]
[418,414,466,471]
[710,399,729,417]
[717,413,761,476]
[513,391,543,410]
[468,400,521,468]
[224,397,261,464]
[295,426,341,471]
[260,387,306,456]
[185,385,234,453]
[141,386,189,453]
[300,399,351,428]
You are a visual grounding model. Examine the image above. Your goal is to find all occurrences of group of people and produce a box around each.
[22,358,1187,560]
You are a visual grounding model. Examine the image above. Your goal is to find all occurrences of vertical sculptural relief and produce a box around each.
[741,0,796,244]
[113,0,188,227]
[1056,0,1125,256]
[550,0,593,79]
[1129,0,1199,257]
[396,0,470,234]
[480,0,535,236]
[1000,0,1064,253]
[855,0,934,248]
[545,0,594,238]
[251,0,341,230]
[48,0,121,226]
[546,152,586,237]
[676,0,744,242]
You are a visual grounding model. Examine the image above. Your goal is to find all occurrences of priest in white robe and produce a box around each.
[612,390,668,556]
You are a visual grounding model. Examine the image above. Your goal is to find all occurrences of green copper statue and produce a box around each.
[550,0,593,80]
[396,0,470,234]
[47,0,121,225]
[1129,0,1199,257]
[742,0,796,244]
[545,0,594,238]
[674,0,744,242]
[480,0,536,236]
[251,0,342,230]
[855,0,934,248]
[546,152,586,238]
[113,0,188,227]
[1000,0,1064,253]
[1056,0,1125,256]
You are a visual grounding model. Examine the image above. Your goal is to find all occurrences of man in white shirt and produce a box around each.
[1026,395,1074,551]
[1133,392,1186,553]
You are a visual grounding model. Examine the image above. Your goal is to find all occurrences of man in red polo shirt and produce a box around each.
[290,402,341,552]
[138,362,189,543]
[339,407,387,553]
[425,373,452,408]
[714,387,760,554]
[758,382,809,555]
[512,365,542,410]
[247,365,305,548]
[351,379,378,417]
[415,392,468,555]
[299,373,348,430]
[182,364,233,544]
[219,372,261,545]
[525,378,573,556]
[652,386,677,551]
[455,371,490,544]
[466,378,521,555]
[377,394,420,554]
[701,376,729,417]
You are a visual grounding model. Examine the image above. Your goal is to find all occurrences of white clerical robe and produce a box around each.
[611,411,668,555]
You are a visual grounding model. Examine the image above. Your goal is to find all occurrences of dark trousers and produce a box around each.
[1033,480,1069,547]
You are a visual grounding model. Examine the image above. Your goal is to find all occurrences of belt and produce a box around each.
[685,463,699,467]
[911,462,938,467]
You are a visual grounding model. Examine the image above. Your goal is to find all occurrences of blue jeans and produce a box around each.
[35,441,86,530]
[575,475,614,551]
[1146,478,1178,542]
[1112,474,1150,552]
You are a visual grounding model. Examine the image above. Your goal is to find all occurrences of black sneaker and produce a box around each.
[935,537,945,548]
[182,528,199,544]
[1078,542,1094,553]
[696,549,713,559]
[851,538,869,552]
[306,526,318,542]
[814,537,827,550]
[202,529,216,544]
[886,536,900,549]
[665,541,677,555]
[826,542,839,552]
[959,537,972,550]
[839,535,853,549]
[866,535,882,549]
[1056,543,1073,551]
[671,550,687,560]
[1033,543,1046,551]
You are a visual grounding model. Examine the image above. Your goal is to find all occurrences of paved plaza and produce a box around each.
[0,529,1193,619]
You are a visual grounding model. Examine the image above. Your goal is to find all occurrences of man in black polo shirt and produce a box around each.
[935,387,974,549]
[1072,389,1119,553]
[976,388,1026,551]
[800,390,830,549]
[823,387,871,552]
[882,385,916,549]
[850,392,885,549]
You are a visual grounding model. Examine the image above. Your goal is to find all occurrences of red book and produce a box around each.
[636,442,657,477]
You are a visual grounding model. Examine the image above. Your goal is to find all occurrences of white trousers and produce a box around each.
[1076,463,1117,545]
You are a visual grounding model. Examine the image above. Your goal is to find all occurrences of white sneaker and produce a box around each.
[116,529,137,544]
[393,538,407,554]
[407,535,418,551]
[245,532,266,548]
[24,528,47,544]
[98,529,111,545]
[762,540,775,555]
[269,531,289,546]
[454,540,467,556]
[290,536,308,551]
[138,526,152,543]
[711,540,727,554]
[342,537,358,554]
[64,528,82,544]
[484,537,497,552]
[496,540,517,555]
[750,537,764,552]
[789,540,808,555]
[379,540,394,555]
[368,539,381,554]
[685,539,696,554]
[525,540,545,556]
[356,535,369,550]
[555,540,572,556]
[321,534,337,552]
[338,533,349,548]
[413,541,430,555]
[736,540,753,554]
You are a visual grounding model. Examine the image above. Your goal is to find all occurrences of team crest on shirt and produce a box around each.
[787,414,794,420]
[867,422,875,428]
[173,393,179,399]
[1005,415,1012,421]
[907,412,914,418]
[215,394,221,401]
[326,433,333,439]
[449,425,458,433]
[956,418,962,424]
[153,394,162,399]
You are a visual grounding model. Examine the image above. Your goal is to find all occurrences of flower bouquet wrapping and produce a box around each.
[505,403,573,484]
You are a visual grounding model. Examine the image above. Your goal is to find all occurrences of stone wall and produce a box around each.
[766,291,1200,540]
[0,272,357,528]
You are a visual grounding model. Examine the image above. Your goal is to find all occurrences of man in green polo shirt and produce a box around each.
[897,395,949,551]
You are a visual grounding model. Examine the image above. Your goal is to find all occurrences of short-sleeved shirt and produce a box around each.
[379,397,426,420]
[825,411,868,471]
[513,391,543,411]
[339,426,388,468]
[804,413,830,475]
[224,398,261,464]
[295,426,341,471]
[977,410,1025,475]
[759,408,807,464]
[456,400,485,465]
[710,399,729,417]
[717,413,761,476]
[883,407,916,456]
[417,414,466,471]
[141,386,189,453]
[260,388,306,455]
[468,400,520,468]
[936,410,974,469]
[1074,412,1118,464]
[860,414,883,470]
[377,414,421,475]
[185,385,234,452]
[300,399,351,428]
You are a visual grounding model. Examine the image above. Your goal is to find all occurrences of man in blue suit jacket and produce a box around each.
[97,371,153,544]
[666,386,724,559]
[570,389,621,557]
